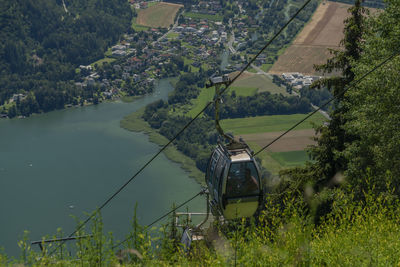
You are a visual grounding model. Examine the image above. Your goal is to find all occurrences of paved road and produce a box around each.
[311,103,331,120]
[250,63,273,79]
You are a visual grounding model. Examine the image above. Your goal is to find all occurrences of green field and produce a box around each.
[231,74,288,95]
[220,113,327,135]
[230,86,258,96]
[270,150,310,167]
[91,57,116,67]
[185,84,259,118]
[185,86,213,117]
[167,32,179,39]
[131,21,150,31]
[261,63,273,72]
[184,12,223,21]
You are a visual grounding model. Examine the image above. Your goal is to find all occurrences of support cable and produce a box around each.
[112,189,206,250]
[43,0,315,258]
[254,50,400,156]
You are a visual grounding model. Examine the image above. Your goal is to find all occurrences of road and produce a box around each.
[227,19,236,54]
[250,63,273,79]
[311,103,331,120]
[62,0,68,13]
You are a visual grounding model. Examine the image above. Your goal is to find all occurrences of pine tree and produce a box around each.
[309,0,367,189]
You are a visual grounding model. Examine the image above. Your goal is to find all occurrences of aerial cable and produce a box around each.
[43,0,315,258]
[253,50,400,156]
[112,189,206,250]
[222,0,313,92]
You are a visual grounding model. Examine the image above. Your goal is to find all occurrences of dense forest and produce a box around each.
[0,0,132,116]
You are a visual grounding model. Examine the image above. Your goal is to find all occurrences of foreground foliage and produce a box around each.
[1,182,399,266]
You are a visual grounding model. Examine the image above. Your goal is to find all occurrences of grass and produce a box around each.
[120,95,143,102]
[120,108,204,184]
[261,63,273,72]
[185,84,259,118]
[184,12,223,21]
[132,21,150,31]
[148,1,158,8]
[247,68,258,73]
[91,57,116,68]
[230,86,258,97]
[167,32,179,39]
[270,150,310,167]
[186,87,213,117]
[231,74,288,95]
[220,113,327,135]
[131,16,150,31]
[7,186,400,266]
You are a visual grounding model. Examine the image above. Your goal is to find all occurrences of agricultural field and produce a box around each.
[270,150,310,167]
[183,72,284,117]
[220,113,327,173]
[230,73,289,95]
[269,1,352,75]
[220,113,326,135]
[183,12,223,21]
[136,2,183,28]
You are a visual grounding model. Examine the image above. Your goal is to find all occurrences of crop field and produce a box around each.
[136,2,183,28]
[270,150,310,167]
[220,113,326,135]
[241,129,317,152]
[269,1,352,75]
[218,112,328,173]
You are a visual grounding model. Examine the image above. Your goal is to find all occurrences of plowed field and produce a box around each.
[136,2,183,28]
[269,1,352,75]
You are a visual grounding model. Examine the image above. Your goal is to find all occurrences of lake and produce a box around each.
[0,79,205,257]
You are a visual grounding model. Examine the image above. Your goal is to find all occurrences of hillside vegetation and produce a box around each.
[0,0,132,115]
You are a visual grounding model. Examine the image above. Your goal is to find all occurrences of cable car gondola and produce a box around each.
[205,75,263,220]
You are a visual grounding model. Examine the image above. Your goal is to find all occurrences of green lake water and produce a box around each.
[0,79,205,257]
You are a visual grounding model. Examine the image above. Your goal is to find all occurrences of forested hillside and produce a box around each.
[0,0,132,116]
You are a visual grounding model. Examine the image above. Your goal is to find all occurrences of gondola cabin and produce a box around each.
[206,144,263,220]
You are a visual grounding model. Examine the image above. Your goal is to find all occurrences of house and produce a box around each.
[221,32,227,41]
[86,78,95,86]
[112,45,126,51]
[112,50,126,57]
[11,94,26,102]
[175,26,184,32]
[79,65,92,71]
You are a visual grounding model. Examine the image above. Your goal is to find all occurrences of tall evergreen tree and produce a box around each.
[308,0,367,189]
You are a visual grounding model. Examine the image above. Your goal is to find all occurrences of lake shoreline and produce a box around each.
[120,107,205,185]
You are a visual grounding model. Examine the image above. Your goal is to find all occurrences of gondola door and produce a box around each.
[212,154,226,206]
[221,161,261,219]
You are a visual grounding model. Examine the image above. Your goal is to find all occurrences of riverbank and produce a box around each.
[120,107,205,185]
